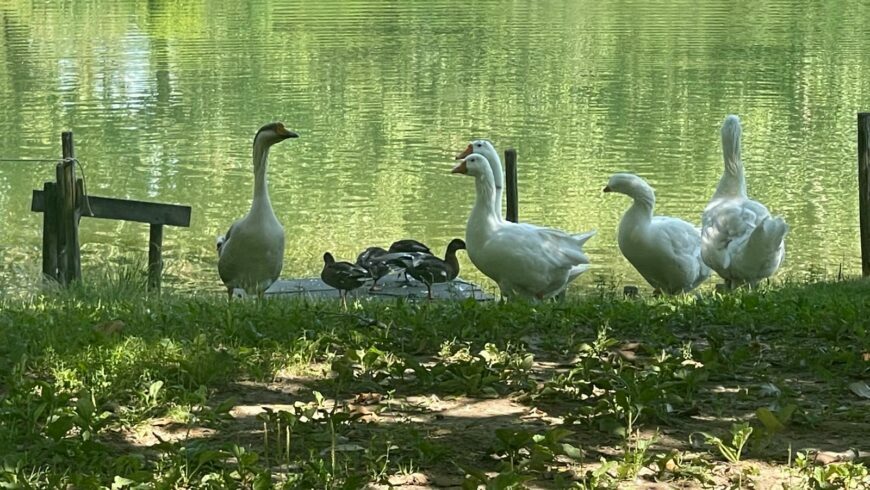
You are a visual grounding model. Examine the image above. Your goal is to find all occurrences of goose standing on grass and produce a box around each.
[604,173,710,294]
[217,122,299,298]
[456,139,504,220]
[701,115,788,288]
[452,154,595,300]
[321,252,369,309]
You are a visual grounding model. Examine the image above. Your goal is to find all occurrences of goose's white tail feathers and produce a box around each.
[746,216,788,256]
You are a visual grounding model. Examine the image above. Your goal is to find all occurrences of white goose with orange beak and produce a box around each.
[456,139,505,221]
[452,154,595,300]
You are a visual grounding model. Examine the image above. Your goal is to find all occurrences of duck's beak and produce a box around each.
[451,159,468,174]
[455,144,473,160]
[603,186,612,193]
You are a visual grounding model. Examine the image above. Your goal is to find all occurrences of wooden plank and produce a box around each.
[859,113,870,276]
[505,148,518,223]
[41,182,59,280]
[32,192,191,227]
[148,224,164,290]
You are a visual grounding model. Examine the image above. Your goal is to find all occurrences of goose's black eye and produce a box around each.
[475,143,482,148]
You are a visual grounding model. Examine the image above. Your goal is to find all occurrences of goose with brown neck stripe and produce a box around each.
[217,122,299,298]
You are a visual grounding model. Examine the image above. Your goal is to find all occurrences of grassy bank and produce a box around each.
[0,279,868,489]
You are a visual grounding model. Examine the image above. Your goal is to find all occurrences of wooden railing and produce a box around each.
[30,131,191,289]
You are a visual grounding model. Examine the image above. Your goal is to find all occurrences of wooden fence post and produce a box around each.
[41,182,59,280]
[148,224,164,290]
[505,148,518,223]
[56,131,81,285]
[859,113,870,276]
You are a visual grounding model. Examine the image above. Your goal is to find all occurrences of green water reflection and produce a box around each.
[1,0,868,294]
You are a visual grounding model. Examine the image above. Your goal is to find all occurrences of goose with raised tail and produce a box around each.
[217,122,299,297]
[604,173,710,294]
[701,115,788,288]
[452,154,595,300]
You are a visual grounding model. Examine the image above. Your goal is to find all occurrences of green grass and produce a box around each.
[0,277,868,488]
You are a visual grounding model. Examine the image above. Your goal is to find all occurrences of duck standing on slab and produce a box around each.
[701,115,788,288]
[387,239,431,283]
[321,252,369,309]
[452,154,595,300]
[456,140,505,220]
[217,122,299,298]
[401,238,467,300]
[604,173,710,294]
[355,246,391,291]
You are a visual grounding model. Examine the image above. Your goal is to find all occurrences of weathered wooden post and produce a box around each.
[859,113,870,276]
[32,132,191,289]
[41,181,59,280]
[148,224,163,290]
[56,132,82,285]
[505,148,518,223]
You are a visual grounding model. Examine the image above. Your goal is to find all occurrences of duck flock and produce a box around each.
[216,115,788,303]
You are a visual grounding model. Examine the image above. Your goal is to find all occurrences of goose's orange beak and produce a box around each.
[451,159,468,174]
[455,144,473,160]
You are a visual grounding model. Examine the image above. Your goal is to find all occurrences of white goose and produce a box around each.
[217,122,299,297]
[604,173,710,294]
[452,154,595,300]
[701,115,788,288]
[456,139,505,220]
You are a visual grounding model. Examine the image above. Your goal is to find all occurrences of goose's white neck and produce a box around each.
[489,153,505,221]
[714,121,747,199]
[467,165,501,247]
[618,187,654,235]
[251,141,274,214]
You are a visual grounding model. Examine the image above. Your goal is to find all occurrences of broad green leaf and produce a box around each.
[756,407,785,432]
[45,415,75,440]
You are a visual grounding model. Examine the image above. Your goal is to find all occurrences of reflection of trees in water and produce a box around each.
[0,0,867,292]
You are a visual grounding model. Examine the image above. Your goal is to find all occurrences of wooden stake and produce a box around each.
[859,113,870,276]
[505,148,518,223]
[58,131,81,284]
[41,182,59,280]
[148,224,164,290]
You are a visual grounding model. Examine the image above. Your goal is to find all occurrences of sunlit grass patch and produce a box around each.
[0,277,868,487]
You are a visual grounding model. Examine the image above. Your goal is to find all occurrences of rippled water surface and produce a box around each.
[1,0,869,294]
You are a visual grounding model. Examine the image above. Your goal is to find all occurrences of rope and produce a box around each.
[0,158,59,162]
[66,157,95,217]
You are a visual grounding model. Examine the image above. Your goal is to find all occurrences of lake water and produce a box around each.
[1,0,869,295]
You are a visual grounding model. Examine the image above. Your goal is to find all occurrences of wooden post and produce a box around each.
[859,113,870,276]
[505,148,518,223]
[57,131,81,284]
[41,182,59,280]
[148,224,164,290]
